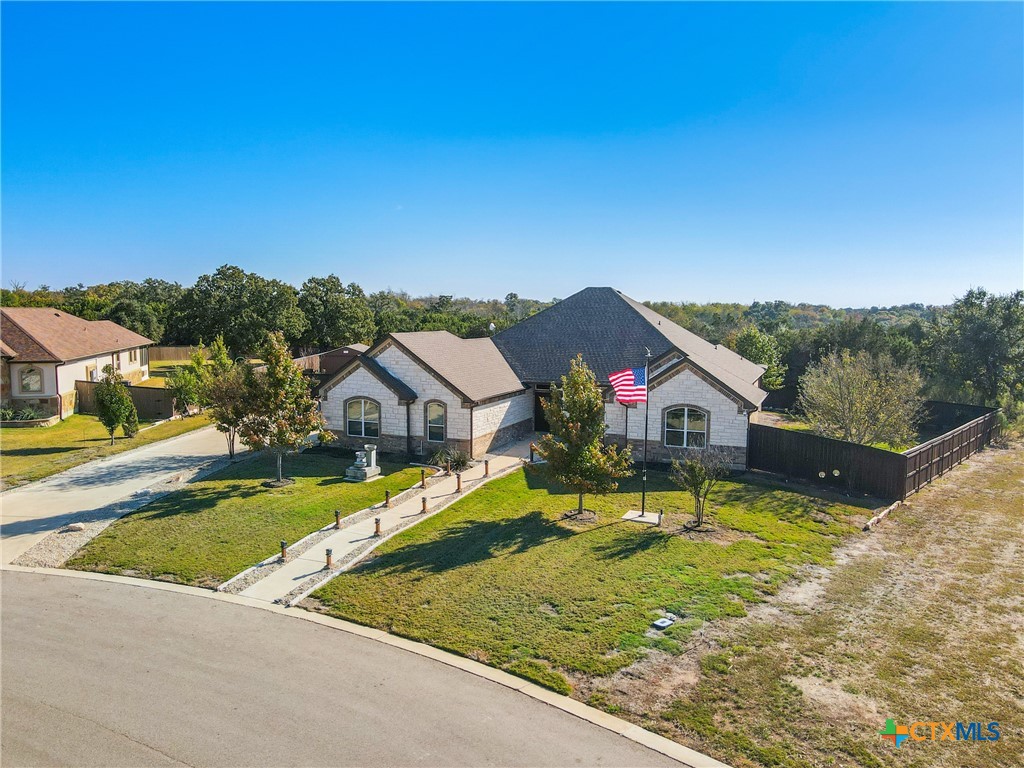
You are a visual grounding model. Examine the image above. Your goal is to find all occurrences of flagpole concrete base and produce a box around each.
[623,510,660,525]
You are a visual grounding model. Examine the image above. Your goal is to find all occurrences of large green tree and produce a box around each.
[298,275,376,349]
[166,265,307,354]
[536,355,633,516]
[237,332,331,484]
[924,288,1024,407]
[734,326,787,390]
[798,351,924,448]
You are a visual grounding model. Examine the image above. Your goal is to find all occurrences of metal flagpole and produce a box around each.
[641,348,652,517]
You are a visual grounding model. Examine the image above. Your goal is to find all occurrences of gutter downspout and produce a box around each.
[469,403,475,459]
[406,402,412,457]
[56,365,63,420]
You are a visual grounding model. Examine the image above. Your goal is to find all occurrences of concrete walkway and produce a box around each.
[0,425,227,565]
[239,448,528,604]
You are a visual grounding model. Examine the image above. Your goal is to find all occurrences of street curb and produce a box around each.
[1,564,732,768]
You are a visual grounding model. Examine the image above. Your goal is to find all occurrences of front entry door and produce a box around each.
[533,386,550,432]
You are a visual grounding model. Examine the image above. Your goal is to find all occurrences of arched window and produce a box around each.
[346,398,380,438]
[426,401,446,443]
[664,406,707,448]
[19,367,43,394]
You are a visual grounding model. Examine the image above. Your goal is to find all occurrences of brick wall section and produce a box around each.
[470,391,534,457]
[321,365,405,438]
[472,391,532,437]
[375,345,471,458]
[604,368,751,467]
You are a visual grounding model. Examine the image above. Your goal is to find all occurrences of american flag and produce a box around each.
[608,366,647,403]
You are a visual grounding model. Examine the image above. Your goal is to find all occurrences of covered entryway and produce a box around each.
[532,385,550,432]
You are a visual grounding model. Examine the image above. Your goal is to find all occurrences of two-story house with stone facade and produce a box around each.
[319,287,768,467]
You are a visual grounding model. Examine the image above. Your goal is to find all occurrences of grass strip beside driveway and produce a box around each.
[67,449,423,588]
[1,414,213,489]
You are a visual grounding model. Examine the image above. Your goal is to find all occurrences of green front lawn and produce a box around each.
[310,468,872,692]
[67,449,424,587]
[0,414,213,489]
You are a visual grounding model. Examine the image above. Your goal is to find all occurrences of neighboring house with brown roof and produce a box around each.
[319,287,768,464]
[0,308,154,419]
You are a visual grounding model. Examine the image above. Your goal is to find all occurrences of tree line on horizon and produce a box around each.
[2,264,1021,418]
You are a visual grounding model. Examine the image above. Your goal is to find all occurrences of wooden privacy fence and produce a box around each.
[748,402,1001,500]
[75,380,175,421]
[148,345,211,362]
[748,425,907,499]
[902,409,1001,498]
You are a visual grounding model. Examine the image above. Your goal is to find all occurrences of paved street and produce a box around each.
[1,571,679,767]
[0,426,227,565]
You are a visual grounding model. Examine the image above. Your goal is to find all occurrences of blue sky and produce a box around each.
[2,2,1021,305]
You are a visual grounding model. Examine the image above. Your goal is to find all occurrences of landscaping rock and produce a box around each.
[62,523,87,533]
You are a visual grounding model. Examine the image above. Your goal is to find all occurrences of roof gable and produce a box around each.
[389,331,526,404]
[319,354,417,403]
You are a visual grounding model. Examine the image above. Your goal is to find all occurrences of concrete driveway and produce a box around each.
[1,571,679,767]
[0,425,227,564]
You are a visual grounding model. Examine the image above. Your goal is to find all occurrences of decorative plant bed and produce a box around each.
[0,414,61,428]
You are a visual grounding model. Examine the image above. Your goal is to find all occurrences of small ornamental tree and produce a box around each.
[206,363,249,459]
[536,355,633,517]
[237,331,332,484]
[670,447,732,529]
[95,365,135,444]
[799,350,924,448]
[207,335,234,378]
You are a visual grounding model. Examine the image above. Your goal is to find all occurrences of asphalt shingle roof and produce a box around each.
[390,331,526,403]
[0,308,154,363]
[492,287,767,407]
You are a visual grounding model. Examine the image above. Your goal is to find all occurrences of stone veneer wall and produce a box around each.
[604,367,752,468]
[470,391,533,457]
[375,345,469,449]
[321,365,407,453]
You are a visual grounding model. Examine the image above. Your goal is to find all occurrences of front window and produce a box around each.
[20,367,43,393]
[664,407,707,448]
[347,399,380,438]
[426,402,445,442]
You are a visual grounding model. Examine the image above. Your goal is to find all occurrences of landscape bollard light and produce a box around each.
[280,540,288,560]
[374,517,381,537]
[658,509,664,527]
[421,468,426,488]
[446,460,451,475]
[484,459,490,477]
[456,472,462,493]
[335,510,341,529]
[421,496,427,514]
[529,443,535,463]
[326,548,333,569]
[385,490,392,508]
